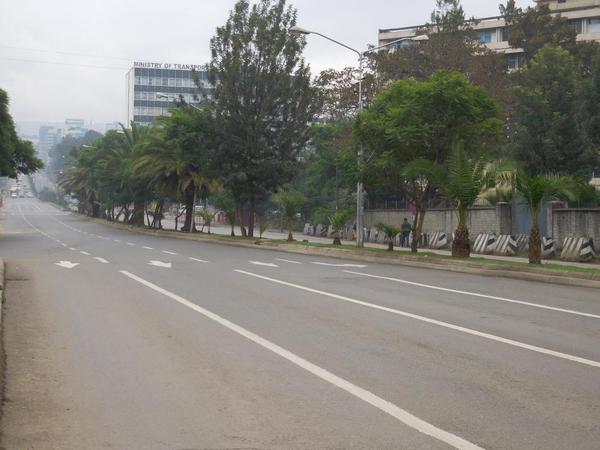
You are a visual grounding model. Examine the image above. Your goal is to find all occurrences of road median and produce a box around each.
[82,216,600,289]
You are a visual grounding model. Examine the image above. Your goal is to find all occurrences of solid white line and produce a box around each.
[80,251,90,255]
[162,250,177,255]
[276,258,303,265]
[120,270,482,450]
[343,271,600,320]
[312,262,368,268]
[143,246,154,250]
[235,270,600,369]
[189,257,209,263]
[94,257,109,264]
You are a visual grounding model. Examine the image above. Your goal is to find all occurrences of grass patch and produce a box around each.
[278,240,600,275]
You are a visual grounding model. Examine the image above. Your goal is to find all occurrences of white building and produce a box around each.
[126,62,211,126]
[378,0,600,69]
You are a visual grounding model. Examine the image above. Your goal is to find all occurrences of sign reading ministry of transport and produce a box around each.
[134,61,204,71]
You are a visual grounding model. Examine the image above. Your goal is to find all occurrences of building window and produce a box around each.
[478,30,494,44]
[507,53,524,71]
[568,19,582,35]
[590,18,600,33]
[500,28,509,42]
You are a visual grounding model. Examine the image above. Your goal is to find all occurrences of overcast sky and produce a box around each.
[0,0,535,127]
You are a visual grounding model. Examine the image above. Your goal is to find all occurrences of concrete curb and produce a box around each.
[80,215,600,289]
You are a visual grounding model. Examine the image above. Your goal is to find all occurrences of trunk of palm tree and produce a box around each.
[182,185,195,232]
[410,207,426,253]
[452,223,470,258]
[387,240,394,251]
[529,222,542,264]
[333,233,341,245]
[287,231,294,241]
[130,200,145,226]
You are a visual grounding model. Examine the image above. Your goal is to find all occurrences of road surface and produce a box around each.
[0,197,599,449]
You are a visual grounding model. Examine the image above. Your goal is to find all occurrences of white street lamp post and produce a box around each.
[290,26,427,247]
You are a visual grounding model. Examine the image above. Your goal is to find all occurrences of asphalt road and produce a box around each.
[0,197,599,449]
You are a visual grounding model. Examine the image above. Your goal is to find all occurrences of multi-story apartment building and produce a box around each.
[126,62,211,126]
[378,0,600,69]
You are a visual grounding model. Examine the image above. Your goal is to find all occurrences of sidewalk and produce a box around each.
[161,219,598,270]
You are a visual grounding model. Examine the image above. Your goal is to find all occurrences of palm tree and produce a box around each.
[329,209,353,245]
[498,170,577,264]
[117,122,153,226]
[134,109,215,232]
[199,209,216,234]
[273,190,306,241]
[437,144,492,258]
[375,222,401,251]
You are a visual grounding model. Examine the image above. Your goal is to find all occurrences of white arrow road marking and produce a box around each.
[94,257,109,264]
[189,257,209,263]
[311,262,368,268]
[80,251,91,256]
[148,260,172,268]
[143,246,154,250]
[249,261,279,267]
[162,250,177,255]
[120,270,483,450]
[276,258,303,264]
[55,261,79,269]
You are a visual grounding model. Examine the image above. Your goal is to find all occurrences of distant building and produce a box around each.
[64,118,88,138]
[38,126,62,159]
[104,122,121,133]
[378,0,600,70]
[126,61,211,126]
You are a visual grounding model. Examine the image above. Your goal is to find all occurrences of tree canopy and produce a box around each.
[0,88,43,178]
[208,0,319,236]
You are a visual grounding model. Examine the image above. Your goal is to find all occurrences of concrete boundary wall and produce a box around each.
[550,208,600,249]
[364,203,512,239]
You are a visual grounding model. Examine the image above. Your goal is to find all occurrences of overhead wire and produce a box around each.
[0,56,129,71]
[0,44,133,61]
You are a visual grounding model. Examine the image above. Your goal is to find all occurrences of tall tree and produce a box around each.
[356,71,502,252]
[578,47,600,175]
[500,0,577,61]
[509,45,597,177]
[0,89,43,178]
[373,0,509,106]
[208,0,318,237]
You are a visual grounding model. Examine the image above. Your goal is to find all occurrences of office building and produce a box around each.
[38,126,62,155]
[126,62,211,126]
[379,0,600,70]
[64,118,88,139]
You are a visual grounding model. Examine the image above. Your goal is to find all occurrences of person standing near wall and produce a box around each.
[400,218,412,247]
